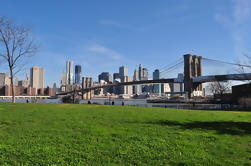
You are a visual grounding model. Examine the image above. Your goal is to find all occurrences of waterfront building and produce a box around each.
[113,73,120,82]
[98,72,112,83]
[133,69,139,81]
[0,73,10,86]
[113,78,121,94]
[17,73,30,87]
[133,69,141,94]
[75,65,82,84]
[142,68,149,80]
[30,66,44,90]
[153,69,161,94]
[61,71,66,85]
[138,64,143,80]
[121,76,133,95]
[119,66,128,79]
[66,61,74,85]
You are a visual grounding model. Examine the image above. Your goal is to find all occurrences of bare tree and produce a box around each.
[238,54,251,73]
[0,16,37,103]
[207,81,231,98]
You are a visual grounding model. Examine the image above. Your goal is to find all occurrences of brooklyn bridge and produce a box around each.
[57,54,251,99]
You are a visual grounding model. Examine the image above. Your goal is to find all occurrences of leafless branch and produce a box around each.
[0,15,38,103]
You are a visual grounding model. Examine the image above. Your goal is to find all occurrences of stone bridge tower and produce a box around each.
[82,77,93,100]
[184,54,203,98]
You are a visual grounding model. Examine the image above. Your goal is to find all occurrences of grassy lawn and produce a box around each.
[0,103,250,166]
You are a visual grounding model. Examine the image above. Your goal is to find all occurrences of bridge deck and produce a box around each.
[57,73,251,96]
[193,73,251,83]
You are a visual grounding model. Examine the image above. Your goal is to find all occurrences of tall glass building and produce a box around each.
[153,69,161,94]
[75,65,82,84]
[66,61,73,85]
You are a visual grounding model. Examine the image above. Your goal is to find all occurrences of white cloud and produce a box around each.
[86,44,122,60]
[214,0,251,61]
[233,0,251,25]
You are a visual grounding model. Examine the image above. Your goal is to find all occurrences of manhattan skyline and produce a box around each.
[0,0,251,86]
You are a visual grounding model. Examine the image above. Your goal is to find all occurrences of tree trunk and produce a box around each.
[10,68,15,103]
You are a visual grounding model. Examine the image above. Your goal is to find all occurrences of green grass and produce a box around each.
[0,103,250,166]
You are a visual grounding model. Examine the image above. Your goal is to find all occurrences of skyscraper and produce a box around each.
[30,66,44,89]
[113,73,120,82]
[98,72,112,83]
[119,66,128,79]
[153,69,161,94]
[66,61,73,85]
[133,69,139,81]
[119,66,132,95]
[75,65,82,84]
[61,71,66,85]
[133,69,141,94]
[142,68,149,80]
[138,64,143,80]
[0,73,10,86]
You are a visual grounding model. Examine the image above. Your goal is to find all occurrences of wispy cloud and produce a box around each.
[86,44,122,60]
[233,0,251,25]
[215,0,251,61]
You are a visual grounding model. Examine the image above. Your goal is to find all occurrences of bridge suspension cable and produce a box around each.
[159,57,183,72]
[202,57,251,68]
[160,60,184,78]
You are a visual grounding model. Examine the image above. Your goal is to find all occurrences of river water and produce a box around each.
[0,98,225,110]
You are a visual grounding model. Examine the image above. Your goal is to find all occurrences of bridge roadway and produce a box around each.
[57,78,183,96]
[57,73,251,96]
[193,73,251,83]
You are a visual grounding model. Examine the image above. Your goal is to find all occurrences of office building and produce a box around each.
[138,64,143,80]
[61,71,66,85]
[66,61,74,85]
[133,69,139,81]
[17,73,29,87]
[0,73,10,86]
[30,66,44,90]
[75,65,82,84]
[119,66,128,79]
[98,72,112,83]
[142,68,149,80]
[133,69,141,94]
[113,73,120,82]
[113,78,121,94]
[153,69,161,94]
[121,76,133,95]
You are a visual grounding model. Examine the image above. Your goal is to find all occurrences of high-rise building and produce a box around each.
[138,64,143,80]
[133,69,139,81]
[30,66,44,90]
[75,65,82,84]
[66,61,74,85]
[142,68,149,80]
[133,69,141,94]
[113,73,120,82]
[61,71,66,86]
[0,73,10,86]
[153,69,161,94]
[98,72,112,83]
[23,73,30,87]
[119,66,128,78]
[121,76,133,95]
[18,73,29,87]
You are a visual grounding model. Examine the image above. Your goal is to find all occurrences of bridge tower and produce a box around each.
[184,54,203,98]
[82,77,93,100]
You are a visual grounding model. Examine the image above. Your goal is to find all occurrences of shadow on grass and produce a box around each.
[146,121,251,135]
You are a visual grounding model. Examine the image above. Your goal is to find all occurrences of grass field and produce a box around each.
[0,103,250,165]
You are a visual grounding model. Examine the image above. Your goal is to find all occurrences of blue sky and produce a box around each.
[1,0,251,86]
